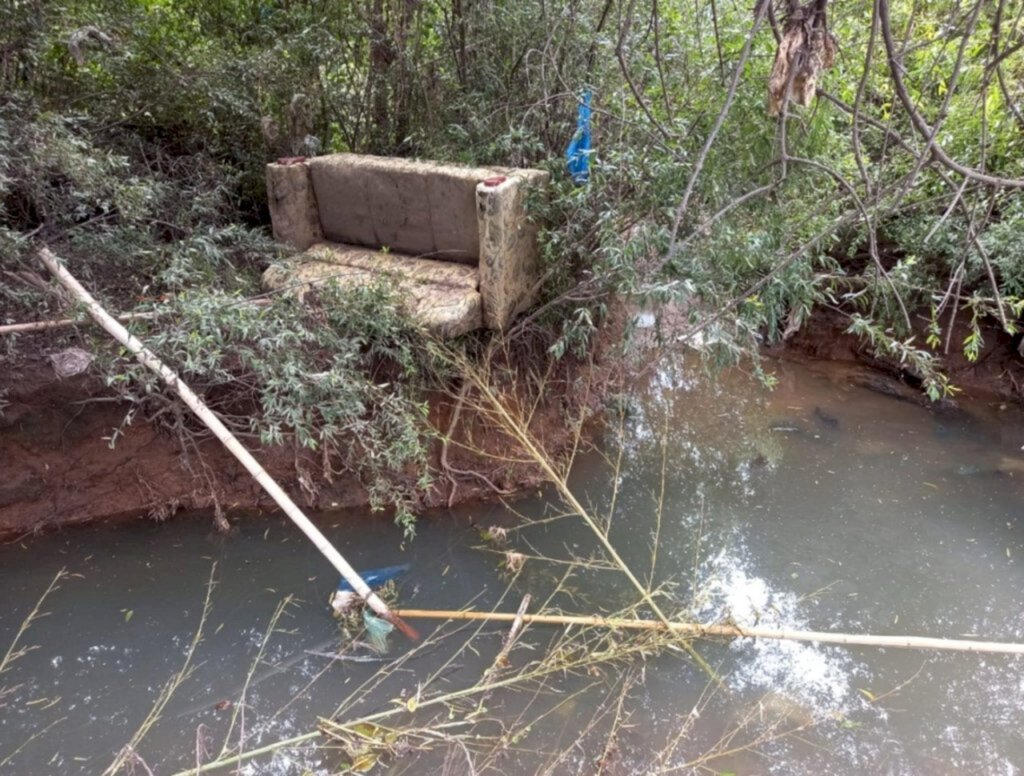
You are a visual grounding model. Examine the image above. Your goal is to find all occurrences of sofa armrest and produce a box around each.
[476,170,549,330]
[266,161,323,250]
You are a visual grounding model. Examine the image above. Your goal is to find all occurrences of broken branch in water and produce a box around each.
[480,593,530,688]
[447,346,719,681]
[37,247,417,642]
[392,608,1024,656]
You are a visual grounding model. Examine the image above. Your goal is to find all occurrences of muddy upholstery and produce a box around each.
[265,162,322,251]
[264,154,548,335]
[309,154,496,264]
[263,243,482,338]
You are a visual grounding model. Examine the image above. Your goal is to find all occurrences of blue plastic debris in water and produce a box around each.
[362,609,395,653]
[336,563,410,593]
[565,91,593,184]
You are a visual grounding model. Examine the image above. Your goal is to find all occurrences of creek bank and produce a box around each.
[770,305,1024,404]
[4,301,1020,539]
[0,344,613,539]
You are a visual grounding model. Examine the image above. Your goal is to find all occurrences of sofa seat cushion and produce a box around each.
[262,242,482,338]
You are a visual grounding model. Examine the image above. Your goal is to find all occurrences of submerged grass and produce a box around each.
[0,568,67,685]
[0,568,70,770]
[103,563,217,776]
[4,345,847,774]
[216,594,297,763]
[438,342,719,680]
[166,345,824,775]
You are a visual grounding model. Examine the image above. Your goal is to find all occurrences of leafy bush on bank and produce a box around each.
[3,0,1024,523]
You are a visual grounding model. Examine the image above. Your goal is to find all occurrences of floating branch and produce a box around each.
[37,247,417,641]
[393,608,1024,656]
[449,347,719,681]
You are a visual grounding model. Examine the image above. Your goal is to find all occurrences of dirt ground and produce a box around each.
[2,306,1020,539]
[770,306,1024,403]
[0,332,617,540]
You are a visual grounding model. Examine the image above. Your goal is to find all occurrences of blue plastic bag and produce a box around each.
[336,563,410,593]
[565,91,593,184]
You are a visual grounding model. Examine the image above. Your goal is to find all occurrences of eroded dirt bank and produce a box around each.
[1,359,362,537]
[0,349,610,539]
[770,307,1024,403]
[4,306,1022,539]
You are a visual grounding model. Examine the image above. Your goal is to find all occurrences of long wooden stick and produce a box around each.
[0,299,270,335]
[392,608,1024,655]
[38,248,417,641]
[0,310,159,335]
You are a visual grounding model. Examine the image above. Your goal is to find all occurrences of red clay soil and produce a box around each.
[4,306,1017,539]
[0,358,359,537]
[0,343,611,540]
[768,306,1024,404]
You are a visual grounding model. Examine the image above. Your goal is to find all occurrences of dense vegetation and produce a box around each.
[2,0,1023,519]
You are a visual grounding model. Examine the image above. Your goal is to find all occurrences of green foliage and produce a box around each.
[3,0,1024,533]
[102,281,433,535]
[0,99,274,323]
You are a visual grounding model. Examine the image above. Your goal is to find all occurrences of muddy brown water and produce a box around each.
[1,357,1023,774]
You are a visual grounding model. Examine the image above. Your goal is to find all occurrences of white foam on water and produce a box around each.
[694,545,863,715]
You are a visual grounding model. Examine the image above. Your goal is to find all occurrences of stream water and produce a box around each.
[2,357,1023,775]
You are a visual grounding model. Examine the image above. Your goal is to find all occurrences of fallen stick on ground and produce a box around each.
[0,310,159,335]
[38,247,417,641]
[0,298,271,335]
[392,608,1024,655]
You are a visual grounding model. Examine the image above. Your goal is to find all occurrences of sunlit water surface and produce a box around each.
[2,357,1023,774]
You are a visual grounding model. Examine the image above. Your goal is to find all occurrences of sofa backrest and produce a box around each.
[307,154,509,265]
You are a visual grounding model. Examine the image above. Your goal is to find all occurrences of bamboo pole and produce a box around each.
[0,298,270,335]
[392,608,1024,656]
[38,248,417,641]
[0,310,159,335]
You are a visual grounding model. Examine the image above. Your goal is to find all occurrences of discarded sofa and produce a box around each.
[263,153,549,337]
